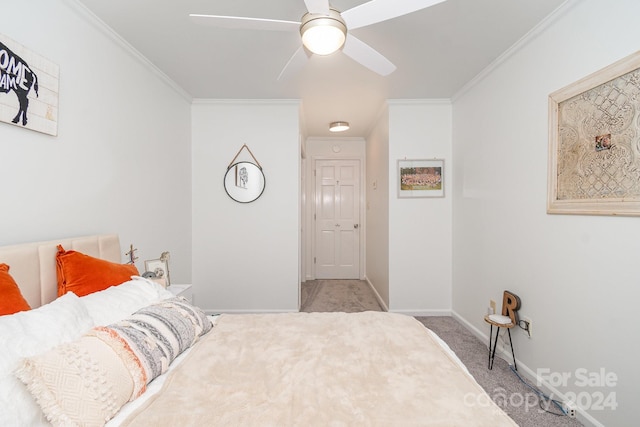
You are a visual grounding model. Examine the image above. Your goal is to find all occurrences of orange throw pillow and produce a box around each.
[56,245,139,297]
[0,263,31,315]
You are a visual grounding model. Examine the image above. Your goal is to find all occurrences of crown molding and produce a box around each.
[192,99,301,106]
[64,0,192,102]
[387,99,451,106]
[452,0,579,102]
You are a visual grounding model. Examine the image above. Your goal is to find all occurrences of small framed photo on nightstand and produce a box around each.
[144,258,170,286]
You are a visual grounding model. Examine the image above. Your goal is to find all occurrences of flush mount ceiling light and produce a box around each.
[300,9,347,56]
[329,121,350,132]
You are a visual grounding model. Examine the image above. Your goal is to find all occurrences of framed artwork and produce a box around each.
[144,258,170,286]
[548,50,640,216]
[398,159,444,198]
[0,33,59,136]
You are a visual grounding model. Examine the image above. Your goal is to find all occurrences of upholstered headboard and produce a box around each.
[0,234,121,308]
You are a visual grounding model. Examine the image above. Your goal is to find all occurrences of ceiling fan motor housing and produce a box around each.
[300,8,347,55]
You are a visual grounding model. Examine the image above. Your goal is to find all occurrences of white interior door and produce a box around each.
[314,159,360,279]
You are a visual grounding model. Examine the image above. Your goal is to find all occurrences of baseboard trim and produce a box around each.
[204,309,298,315]
[364,277,389,311]
[392,309,452,317]
[451,310,490,343]
[451,310,604,427]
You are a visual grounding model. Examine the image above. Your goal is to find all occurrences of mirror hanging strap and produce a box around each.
[228,144,262,170]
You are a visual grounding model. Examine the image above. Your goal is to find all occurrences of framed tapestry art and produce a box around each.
[398,159,444,198]
[548,50,640,216]
[0,33,59,136]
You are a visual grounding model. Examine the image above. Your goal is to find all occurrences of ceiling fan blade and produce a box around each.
[189,14,299,31]
[304,0,330,15]
[277,46,309,81]
[342,34,396,76]
[342,0,446,30]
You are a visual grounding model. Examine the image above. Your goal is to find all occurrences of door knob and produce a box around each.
[354,224,359,229]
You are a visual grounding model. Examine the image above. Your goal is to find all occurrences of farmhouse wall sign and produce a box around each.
[0,33,59,136]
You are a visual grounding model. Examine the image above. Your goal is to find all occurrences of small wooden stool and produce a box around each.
[484,290,521,371]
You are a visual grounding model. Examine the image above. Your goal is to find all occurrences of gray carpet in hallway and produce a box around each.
[300,279,583,427]
[300,279,384,312]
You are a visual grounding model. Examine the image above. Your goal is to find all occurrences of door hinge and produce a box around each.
[314,257,316,264]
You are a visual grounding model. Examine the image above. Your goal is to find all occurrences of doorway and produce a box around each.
[301,138,366,285]
[314,159,361,279]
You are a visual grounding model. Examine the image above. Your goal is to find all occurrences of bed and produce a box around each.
[0,234,517,427]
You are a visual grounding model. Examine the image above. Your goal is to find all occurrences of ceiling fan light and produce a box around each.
[300,9,347,56]
[329,121,350,132]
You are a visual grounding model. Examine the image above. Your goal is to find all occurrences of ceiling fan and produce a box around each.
[190,0,446,80]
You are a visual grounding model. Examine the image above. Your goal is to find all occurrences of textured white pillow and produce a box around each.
[0,292,94,427]
[16,336,134,427]
[16,297,210,427]
[80,276,174,326]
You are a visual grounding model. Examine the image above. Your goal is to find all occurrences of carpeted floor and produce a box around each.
[300,279,384,312]
[417,316,583,427]
[300,279,583,427]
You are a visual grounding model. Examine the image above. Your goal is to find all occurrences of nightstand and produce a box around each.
[168,284,193,303]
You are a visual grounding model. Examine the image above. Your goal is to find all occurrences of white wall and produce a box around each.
[388,100,453,313]
[191,100,300,312]
[0,0,193,280]
[452,1,640,425]
[365,107,390,307]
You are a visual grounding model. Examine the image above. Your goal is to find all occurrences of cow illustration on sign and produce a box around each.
[0,41,39,126]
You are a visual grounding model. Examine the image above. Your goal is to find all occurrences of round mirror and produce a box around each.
[224,161,266,203]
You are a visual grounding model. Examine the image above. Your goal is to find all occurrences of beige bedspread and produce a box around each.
[121,312,517,427]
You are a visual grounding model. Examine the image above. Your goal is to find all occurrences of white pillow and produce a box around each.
[80,276,174,326]
[0,292,94,427]
[17,336,134,427]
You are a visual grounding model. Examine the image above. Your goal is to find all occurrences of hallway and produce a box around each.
[300,280,384,312]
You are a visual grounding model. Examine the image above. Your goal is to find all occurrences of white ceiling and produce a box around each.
[76,0,566,137]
